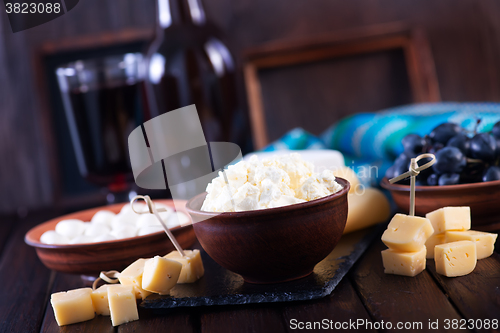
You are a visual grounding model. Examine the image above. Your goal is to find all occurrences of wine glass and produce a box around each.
[56,53,147,203]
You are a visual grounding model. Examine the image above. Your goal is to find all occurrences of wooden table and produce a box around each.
[1,211,499,333]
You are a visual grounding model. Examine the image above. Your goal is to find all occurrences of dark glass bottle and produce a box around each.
[144,0,238,143]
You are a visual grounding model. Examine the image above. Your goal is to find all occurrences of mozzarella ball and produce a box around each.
[166,212,191,228]
[92,233,117,243]
[111,212,138,230]
[84,223,111,237]
[90,210,115,226]
[40,230,70,245]
[137,225,164,236]
[55,219,86,239]
[69,235,94,244]
[136,214,162,228]
[111,225,138,239]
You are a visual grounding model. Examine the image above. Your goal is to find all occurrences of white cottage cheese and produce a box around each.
[201,153,343,212]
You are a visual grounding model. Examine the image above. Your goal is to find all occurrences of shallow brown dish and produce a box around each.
[380,177,500,231]
[186,178,350,284]
[25,200,196,276]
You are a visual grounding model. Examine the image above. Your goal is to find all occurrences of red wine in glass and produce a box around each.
[56,54,148,200]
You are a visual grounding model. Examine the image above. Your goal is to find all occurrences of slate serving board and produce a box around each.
[141,225,383,310]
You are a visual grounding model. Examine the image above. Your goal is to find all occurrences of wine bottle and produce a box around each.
[144,0,238,143]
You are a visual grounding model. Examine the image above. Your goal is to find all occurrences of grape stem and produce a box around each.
[466,158,483,164]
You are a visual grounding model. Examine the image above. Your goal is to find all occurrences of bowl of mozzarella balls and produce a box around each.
[25,200,196,276]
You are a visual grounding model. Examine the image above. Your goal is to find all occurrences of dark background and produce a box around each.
[1,0,500,215]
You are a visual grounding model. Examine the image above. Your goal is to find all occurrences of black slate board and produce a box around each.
[141,224,383,310]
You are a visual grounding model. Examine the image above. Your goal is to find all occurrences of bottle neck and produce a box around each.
[157,0,206,28]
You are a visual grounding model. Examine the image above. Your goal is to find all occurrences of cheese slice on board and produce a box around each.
[343,188,390,234]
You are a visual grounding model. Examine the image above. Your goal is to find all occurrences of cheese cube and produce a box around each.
[50,288,95,326]
[426,207,471,234]
[381,214,434,252]
[381,247,427,277]
[164,250,204,283]
[425,233,446,259]
[142,256,182,295]
[445,230,498,260]
[107,285,139,327]
[90,285,112,316]
[118,258,152,299]
[434,241,477,277]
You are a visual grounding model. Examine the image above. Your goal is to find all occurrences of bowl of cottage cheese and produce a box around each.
[186,153,350,284]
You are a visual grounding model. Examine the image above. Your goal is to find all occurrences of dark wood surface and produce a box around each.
[1,211,499,333]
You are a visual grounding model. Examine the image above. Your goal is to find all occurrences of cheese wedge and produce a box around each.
[381,247,426,277]
[50,288,95,326]
[381,214,434,252]
[343,188,390,234]
[91,284,111,316]
[434,241,477,277]
[445,230,497,260]
[118,258,152,299]
[164,250,204,283]
[107,285,139,327]
[426,207,471,234]
[424,233,446,259]
[142,256,182,295]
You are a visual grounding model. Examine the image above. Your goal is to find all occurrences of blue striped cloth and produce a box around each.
[261,103,500,186]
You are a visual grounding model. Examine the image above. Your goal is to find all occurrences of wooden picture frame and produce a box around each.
[243,22,440,149]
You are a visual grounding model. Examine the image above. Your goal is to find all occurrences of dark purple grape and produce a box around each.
[496,138,500,159]
[428,143,444,155]
[386,154,411,182]
[385,165,396,179]
[429,123,461,145]
[427,173,438,186]
[470,133,497,161]
[416,156,434,180]
[460,162,486,183]
[432,147,466,174]
[447,133,470,155]
[402,134,425,157]
[439,173,460,186]
[422,135,433,153]
[415,178,426,186]
[492,121,500,139]
[483,166,500,182]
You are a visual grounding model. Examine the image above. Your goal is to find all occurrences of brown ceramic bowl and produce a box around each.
[186,178,350,284]
[25,200,196,276]
[380,177,500,231]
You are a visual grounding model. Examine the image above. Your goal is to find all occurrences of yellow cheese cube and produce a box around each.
[107,285,139,327]
[50,288,95,326]
[434,241,477,277]
[425,233,446,259]
[164,249,204,283]
[381,247,426,277]
[91,285,111,316]
[445,230,498,260]
[142,256,182,295]
[381,214,434,252]
[118,258,152,299]
[426,206,471,234]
